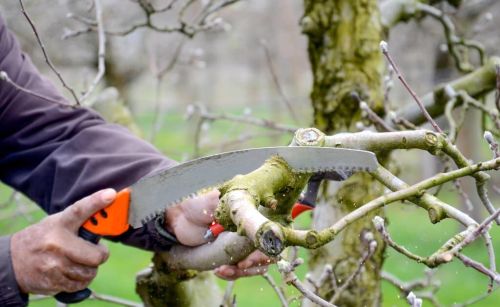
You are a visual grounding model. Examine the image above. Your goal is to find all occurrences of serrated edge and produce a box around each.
[139,185,223,226]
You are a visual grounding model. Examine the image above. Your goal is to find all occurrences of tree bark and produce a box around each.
[301,1,386,306]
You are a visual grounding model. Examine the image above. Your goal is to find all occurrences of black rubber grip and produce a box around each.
[54,228,100,304]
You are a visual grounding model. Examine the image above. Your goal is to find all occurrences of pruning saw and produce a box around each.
[55,146,378,304]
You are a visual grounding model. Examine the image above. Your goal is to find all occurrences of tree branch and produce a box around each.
[19,0,80,105]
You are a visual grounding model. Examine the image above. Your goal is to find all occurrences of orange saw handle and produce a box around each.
[82,188,131,236]
[55,188,131,304]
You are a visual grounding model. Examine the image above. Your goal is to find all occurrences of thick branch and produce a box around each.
[160,232,253,271]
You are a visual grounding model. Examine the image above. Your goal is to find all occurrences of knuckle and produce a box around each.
[67,266,97,282]
[85,267,98,280]
[41,258,63,276]
[67,204,85,220]
[44,237,62,252]
[98,246,110,263]
[89,246,109,266]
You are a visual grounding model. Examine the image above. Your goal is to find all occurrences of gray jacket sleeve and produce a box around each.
[0,15,177,305]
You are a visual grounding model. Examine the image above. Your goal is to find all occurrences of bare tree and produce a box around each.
[1,0,500,306]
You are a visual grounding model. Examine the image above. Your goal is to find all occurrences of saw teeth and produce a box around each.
[141,214,155,225]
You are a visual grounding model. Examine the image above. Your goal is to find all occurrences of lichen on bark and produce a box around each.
[216,156,310,231]
[302,0,384,132]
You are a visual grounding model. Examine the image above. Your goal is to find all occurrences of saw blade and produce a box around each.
[128,146,378,228]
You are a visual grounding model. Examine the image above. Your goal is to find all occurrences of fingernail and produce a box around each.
[101,189,116,203]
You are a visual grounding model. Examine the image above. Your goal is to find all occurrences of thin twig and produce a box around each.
[456,253,500,286]
[416,3,485,72]
[308,264,336,294]
[445,209,500,260]
[484,131,500,159]
[261,40,299,124]
[18,0,80,105]
[64,0,240,39]
[290,277,335,307]
[453,179,474,212]
[186,104,298,133]
[262,273,289,307]
[79,0,106,103]
[407,292,423,307]
[373,216,430,265]
[452,286,498,307]
[381,271,442,307]
[359,100,396,132]
[90,292,142,307]
[388,111,418,130]
[149,39,186,142]
[476,183,500,225]
[330,232,377,304]
[380,41,443,133]
[278,258,337,307]
[221,281,235,307]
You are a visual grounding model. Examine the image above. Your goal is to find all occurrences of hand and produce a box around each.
[164,189,220,246]
[164,190,273,280]
[10,189,114,295]
[214,250,272,281]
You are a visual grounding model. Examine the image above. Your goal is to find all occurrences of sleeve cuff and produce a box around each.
[0,236,28,307]
[153,215,179,245]
[106,215,178,252]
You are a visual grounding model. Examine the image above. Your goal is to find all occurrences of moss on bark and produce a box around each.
[136,254,222,307]
[216,156,310,230]
[302,0,386,306]
[302,0,384,132]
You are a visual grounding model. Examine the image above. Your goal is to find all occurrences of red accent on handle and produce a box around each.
[209,221,225,237]
[291,202,314,219]
[82,188,131,236]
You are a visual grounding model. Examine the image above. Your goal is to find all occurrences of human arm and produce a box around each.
[0,13,267,304]
[0,14,174,305]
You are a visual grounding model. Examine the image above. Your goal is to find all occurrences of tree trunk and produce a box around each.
[301,1,386,306]
[136,254,223,307]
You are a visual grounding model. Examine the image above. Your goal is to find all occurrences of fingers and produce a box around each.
[179,189,220,225]
[10,190,116,295]
[64,240,109,267]
[214,250,274,281]
[61,259,98,283]
[237,250,273,270]
[61,189,116,231]
[171,215,210,246]
[165,189,221,246]
[34,259,96,295]
[214,264,269,281]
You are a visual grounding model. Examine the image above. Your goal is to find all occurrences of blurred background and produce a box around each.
[1,0,500,306]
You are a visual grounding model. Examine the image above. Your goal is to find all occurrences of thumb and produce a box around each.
[60,188,117,231]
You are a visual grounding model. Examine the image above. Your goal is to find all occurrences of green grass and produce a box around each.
[1,109,500,306]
